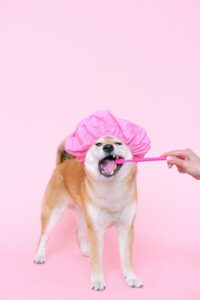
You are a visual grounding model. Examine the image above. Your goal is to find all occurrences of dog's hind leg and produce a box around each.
[75,207,89,257]
[34,173,69,264]
[34,205,65,264]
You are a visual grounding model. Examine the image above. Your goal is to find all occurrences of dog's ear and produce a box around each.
[56,139,75,165]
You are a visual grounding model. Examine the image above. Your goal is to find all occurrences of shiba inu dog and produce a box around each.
[34,136,143,291]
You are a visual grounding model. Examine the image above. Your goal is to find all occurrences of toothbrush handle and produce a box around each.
[116,156,166,164]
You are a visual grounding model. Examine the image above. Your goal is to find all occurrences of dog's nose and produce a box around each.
[103,144,114,153]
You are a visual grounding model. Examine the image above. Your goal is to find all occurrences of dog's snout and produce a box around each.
[103,144,114,153]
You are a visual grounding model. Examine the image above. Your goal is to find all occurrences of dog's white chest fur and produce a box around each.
[86,179,137,229]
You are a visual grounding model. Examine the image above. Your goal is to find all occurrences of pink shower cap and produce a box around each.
[65,110,151,163]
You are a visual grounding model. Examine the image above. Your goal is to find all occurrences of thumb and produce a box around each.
[167,156,185,169]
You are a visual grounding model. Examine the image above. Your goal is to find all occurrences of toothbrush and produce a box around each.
[116,156,167,164]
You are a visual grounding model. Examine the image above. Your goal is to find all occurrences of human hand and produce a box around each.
[162,148,200,180]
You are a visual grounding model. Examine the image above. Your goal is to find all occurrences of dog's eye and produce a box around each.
[95,142,103,146]
[115,142,122,145]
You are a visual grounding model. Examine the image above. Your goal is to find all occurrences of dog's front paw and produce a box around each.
[125,276,143,288]
[34,255,45,264]
[91,280,106,291]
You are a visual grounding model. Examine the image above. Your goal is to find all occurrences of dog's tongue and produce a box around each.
[101,159,116,173]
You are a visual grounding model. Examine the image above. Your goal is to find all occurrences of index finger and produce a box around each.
[161,150,189,159]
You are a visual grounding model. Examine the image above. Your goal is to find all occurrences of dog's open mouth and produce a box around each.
[98,155,124,177]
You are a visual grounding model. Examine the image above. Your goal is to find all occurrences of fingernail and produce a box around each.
[166,156,173,162]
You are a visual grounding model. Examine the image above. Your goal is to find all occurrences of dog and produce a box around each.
[34,135,143,291]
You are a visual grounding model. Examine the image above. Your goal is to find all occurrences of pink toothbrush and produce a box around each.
[116,156,166,164]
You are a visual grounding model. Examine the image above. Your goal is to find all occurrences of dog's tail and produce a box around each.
[56,139,75,165]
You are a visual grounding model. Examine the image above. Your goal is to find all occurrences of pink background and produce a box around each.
[0,1,200,299]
